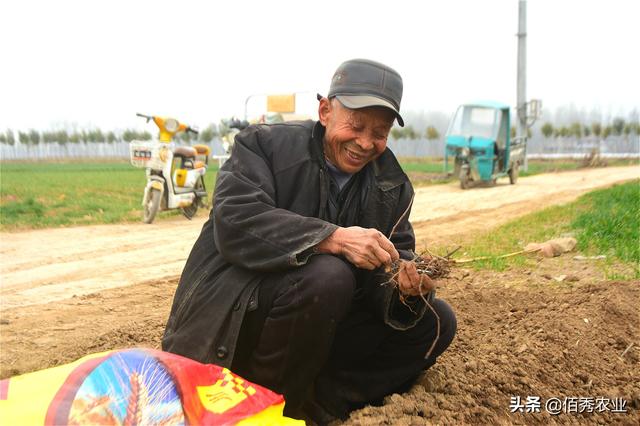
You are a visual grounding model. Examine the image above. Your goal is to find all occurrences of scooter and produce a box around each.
[129,113,210,223]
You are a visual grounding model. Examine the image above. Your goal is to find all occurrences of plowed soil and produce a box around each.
[347,261,639,425]
[1,166,639,424]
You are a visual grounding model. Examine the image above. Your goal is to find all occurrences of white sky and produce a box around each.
[1,0,638,131]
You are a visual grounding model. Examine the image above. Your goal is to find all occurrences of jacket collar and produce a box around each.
[310,121,327,166]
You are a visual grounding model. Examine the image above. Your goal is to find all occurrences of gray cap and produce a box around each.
[327,58,404,127]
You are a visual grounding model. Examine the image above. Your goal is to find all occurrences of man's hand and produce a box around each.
[316,227,399,270]
[397,260,436,296]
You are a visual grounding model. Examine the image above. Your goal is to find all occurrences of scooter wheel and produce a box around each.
[509,163,519,184]
[459,173,470,189]
[143,188,162,224]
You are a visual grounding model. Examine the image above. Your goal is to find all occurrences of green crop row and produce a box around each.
[0,161,218,229]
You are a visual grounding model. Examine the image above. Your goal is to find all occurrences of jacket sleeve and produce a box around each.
[213,125,338,272]
[367,180,432,330]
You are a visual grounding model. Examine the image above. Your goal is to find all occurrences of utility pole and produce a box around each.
[517,0,528,171]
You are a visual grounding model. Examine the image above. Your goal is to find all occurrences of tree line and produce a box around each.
[0,125,220,145]
[390,125,441,140]
[539,119,639,139]
[0,122,435,145]
[389,117,639,141]
[1,116,638,145]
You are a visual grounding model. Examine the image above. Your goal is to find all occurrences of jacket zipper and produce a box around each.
[318,166,328,220]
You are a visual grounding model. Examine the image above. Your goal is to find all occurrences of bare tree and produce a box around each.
[5,130,15,145]
[29,129,41,145]
[541,122,554,138]
[612,118,625,136]
[425,126,440,140]
[569,122,583,138]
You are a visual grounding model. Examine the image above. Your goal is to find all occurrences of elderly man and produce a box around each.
[162,58,456,422]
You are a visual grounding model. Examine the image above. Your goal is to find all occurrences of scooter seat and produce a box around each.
[173,146,197,158]
[193,144,211,156]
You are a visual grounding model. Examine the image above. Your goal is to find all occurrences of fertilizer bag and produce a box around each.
[0,348,302,425]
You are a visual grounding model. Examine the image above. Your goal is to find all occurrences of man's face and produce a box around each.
[319,98,395,174]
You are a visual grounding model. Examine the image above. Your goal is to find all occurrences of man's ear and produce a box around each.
[318,97,331,126]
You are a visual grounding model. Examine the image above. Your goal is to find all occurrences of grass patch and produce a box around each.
[397,157,446,174]
[519,160,581,176]
[445,180,639,278]
[0,161,218,230]
[1,197,46,218]
[571,181,639,264]
[519,158,635,177]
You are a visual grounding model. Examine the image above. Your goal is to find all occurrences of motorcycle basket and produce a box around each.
[129,141,166,169]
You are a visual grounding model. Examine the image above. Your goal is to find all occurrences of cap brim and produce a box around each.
[336,95,404,127]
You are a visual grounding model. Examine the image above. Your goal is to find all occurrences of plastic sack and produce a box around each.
[0,348,303,425]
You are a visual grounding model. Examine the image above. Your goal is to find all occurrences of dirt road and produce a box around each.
[410,165,640,246]
[1,166,638,309]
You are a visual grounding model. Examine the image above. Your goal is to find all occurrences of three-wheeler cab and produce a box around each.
[444,101,524,189]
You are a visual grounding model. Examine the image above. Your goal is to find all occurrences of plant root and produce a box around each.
[381,248,458,360]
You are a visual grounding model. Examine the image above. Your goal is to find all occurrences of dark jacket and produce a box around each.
[162,120,426,366]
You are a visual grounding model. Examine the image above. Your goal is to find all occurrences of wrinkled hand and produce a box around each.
[397,260,436,296]
[316,226,399,270]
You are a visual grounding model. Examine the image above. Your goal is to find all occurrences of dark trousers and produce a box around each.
[231,255,457,419]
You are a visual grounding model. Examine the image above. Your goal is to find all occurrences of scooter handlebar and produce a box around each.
[229,119,249,130]
[136,113,153,123]
[187,126,199,135]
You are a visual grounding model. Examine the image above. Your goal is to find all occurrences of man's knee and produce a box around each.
[269,254,356,324]
[403,297,456,362]
[430,298,457,348]
[298,254,356,305]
